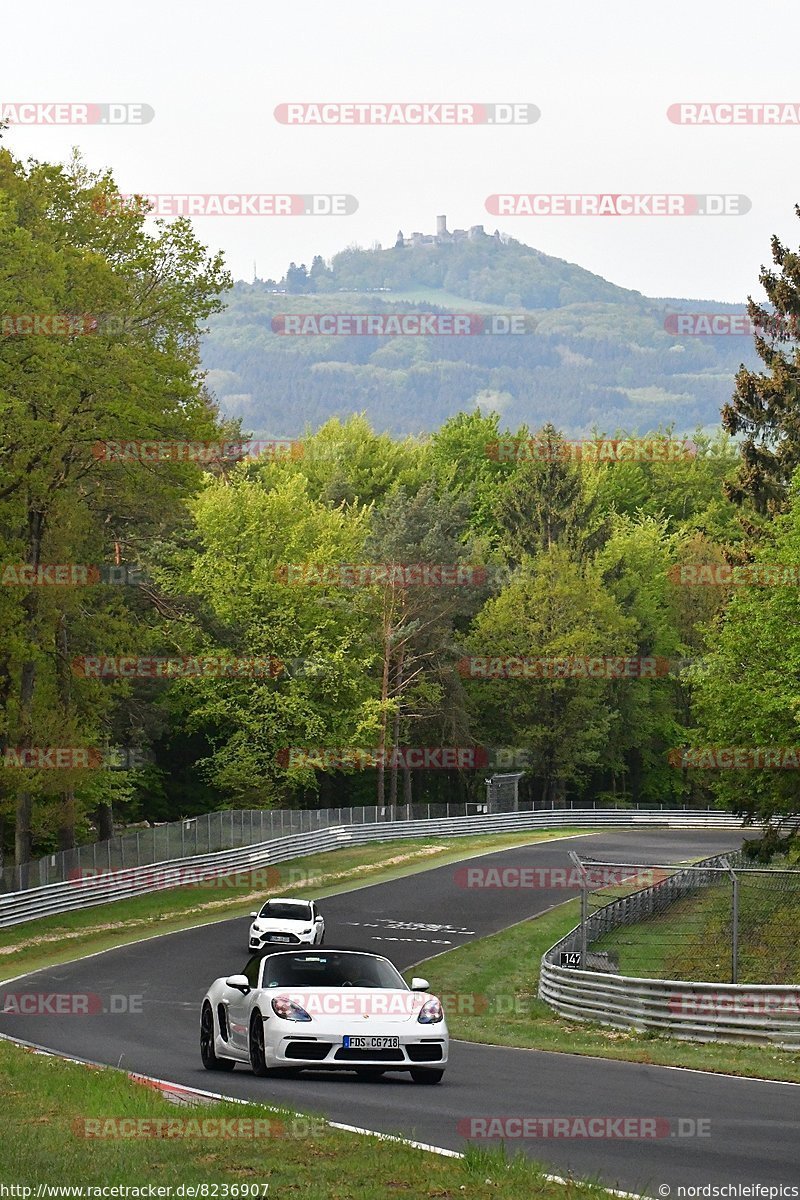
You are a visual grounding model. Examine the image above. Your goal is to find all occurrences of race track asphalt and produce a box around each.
[2,828,797,1196]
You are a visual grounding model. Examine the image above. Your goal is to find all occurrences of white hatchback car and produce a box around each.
[248,897,324,951]
[200,947,448,1084]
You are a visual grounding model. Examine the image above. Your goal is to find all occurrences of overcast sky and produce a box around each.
[3,0,800,302]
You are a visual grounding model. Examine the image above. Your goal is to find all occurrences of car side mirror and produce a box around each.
[249,912,258,918]
[225,974,251,993]
[410,977,430,992]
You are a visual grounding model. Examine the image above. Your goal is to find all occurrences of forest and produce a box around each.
[2,136,800,874]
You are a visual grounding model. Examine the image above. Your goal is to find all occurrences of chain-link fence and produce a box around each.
[570,852,800,985]
[0,800,741,894]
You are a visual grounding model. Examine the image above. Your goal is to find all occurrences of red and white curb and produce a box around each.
[0,1030,644,1196]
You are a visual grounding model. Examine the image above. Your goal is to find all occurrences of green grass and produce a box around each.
[420,901,800,1082]
[594,877,800,984]
[0,1038,612,1198]
[0,830,588,982]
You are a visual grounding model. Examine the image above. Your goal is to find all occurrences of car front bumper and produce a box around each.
[266,1031,449,1070]
[248,932,317,950]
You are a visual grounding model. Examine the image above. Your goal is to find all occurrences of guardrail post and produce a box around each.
[732,868,739,985]
[569,851,590,968]
[719,857,739,984]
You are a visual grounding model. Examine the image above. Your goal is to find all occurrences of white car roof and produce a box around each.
[261,897,311,905]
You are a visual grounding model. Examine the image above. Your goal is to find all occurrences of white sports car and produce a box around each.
[248,897,324,951]
[200,947,448,1084]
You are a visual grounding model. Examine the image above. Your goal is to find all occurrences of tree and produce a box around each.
[257,414,423,509]
[162,471,381,803]
[0,142,230,868]
[285,263,310,294]
[722,207,800,517]
[308,255,331,291]
[425,409,518,544]
[464,546,634,805]
[365,483,481,806]
[596,515,687,804]
[689,471,800,844]
[493,425,608,563]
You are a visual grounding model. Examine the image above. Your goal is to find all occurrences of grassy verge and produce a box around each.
[595,877,800,984]
[0,830,587,982]
[0,1038,609,1198]
[420,900,800,1082]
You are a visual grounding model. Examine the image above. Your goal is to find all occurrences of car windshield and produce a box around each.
[261,951,408,990]
[258,901,312,921]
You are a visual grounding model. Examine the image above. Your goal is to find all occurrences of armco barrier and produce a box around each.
[539,851,800,1048]
[0,807,746,930]
[0,800,748,894]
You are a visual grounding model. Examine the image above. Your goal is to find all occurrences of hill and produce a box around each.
[201,232,759,437]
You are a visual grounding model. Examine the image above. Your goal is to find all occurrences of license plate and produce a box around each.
[269,935,290,942]
[343,1036,400,1049]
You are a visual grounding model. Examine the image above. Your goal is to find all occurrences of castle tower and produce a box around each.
[436,214,448,237]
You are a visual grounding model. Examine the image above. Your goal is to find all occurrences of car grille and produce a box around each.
[284,1040,332,1061]
[407,1042,444,1062]
[334,1047,405,1062]
[261,932,300,944]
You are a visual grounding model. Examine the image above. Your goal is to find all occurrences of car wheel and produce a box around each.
[318,930,325,945]
[200,1003,236,1071]
[409,1068,444,1085]
[249,1010,277,1077]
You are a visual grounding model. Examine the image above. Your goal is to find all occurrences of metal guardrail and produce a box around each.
[0,807,746,929]
[0,799,748,894]
[539,851,800,1048]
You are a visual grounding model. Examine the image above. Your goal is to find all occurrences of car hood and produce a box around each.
[262,986,433,1024]
[251,917,311,931]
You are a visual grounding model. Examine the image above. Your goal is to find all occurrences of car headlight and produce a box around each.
[417,997,443,1024]
[271,996,312,1022]
[251,924,261,932]
[301,928,313,934]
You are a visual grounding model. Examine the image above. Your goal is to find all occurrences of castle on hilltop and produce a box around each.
[395,215,509,249]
